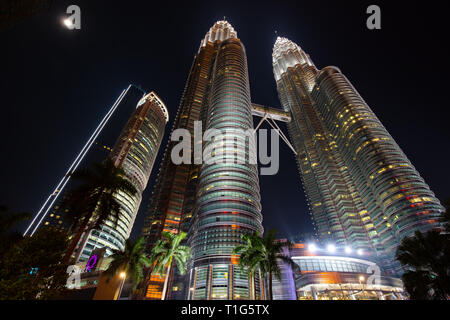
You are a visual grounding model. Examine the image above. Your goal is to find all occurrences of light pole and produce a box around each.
[116,272,126,300]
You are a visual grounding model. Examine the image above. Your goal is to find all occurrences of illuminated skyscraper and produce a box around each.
[141,21,265,300]
[187,31,264,301]
[140,22,230,300]
[272,37,444,274]
[76,92,168,262]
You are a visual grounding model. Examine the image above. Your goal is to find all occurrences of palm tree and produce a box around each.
[61,159,137,264]
[149,231,191,300]
[396,230,450,299]
[233,229,298,300]
[233,232,264,280]
[103,237,152,299]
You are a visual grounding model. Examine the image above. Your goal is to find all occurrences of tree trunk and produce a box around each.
[62,191,104,265]
[268,271,273,300]
[161,262,172,300]
[62,212,92,265]
[250,272,254,300]
[137,266,153,300]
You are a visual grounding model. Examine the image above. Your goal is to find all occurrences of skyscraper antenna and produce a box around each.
[223,16,226,21]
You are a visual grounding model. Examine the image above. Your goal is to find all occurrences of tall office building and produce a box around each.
[141,21,265,300]
[76,92,168,262]
[188,32,264,301]
[141,23,229,248]
[140,22,230,300]
[272,37,444,274]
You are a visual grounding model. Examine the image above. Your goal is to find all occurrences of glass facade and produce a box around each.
[188,30,264,300]
[272,242,405,300]
[272,37,445,274]
[141,21,265,300]
[140,24,225,300]
[77,92,168,262]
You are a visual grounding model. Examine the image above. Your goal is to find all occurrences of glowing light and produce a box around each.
[357,249,364,256]
[63,19,73,28]
[344,246,352,254]
[308,243,317,252]
[85,254,98,272]
[359,276,365,282]
[120,272,126,279]
[327,244,336,253]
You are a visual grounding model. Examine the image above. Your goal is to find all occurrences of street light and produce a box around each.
[357,249,364,256]
[115,272,127,300]
[308,243,317,252]
[345,246,352,254]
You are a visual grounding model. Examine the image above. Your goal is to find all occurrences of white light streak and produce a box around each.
[24,85,131,236]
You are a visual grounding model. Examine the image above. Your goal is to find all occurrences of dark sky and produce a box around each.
[1,0,449,241]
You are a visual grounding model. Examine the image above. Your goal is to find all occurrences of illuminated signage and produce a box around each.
[29,267,38,275]
[85,254,98,272]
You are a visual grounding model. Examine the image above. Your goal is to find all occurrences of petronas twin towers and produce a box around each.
[141,21,444,299]
[273,37,444,272]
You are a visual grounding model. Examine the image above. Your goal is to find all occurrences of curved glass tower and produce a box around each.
[77,92,168,261]
[273,37,444,274]
[140,22,232,300]
[187,23,264,300]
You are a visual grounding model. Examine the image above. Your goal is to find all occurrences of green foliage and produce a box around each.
[103,237,152,289]
[233,232,265,277]
[63,159,137,231]
[150,231,191,277]
[233,229,298,300]
[0,228,70,300]
[61,159,138,263]
[396,230,450,299]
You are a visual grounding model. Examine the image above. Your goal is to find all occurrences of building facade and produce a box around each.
[273,241,405,300]
[187,34,264,301]
[140,22,229,300]
[76,92,168,261]
[272,37,444,274]
[141,21,265,300]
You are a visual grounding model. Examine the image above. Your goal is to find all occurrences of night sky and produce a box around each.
[1,0,449,241]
